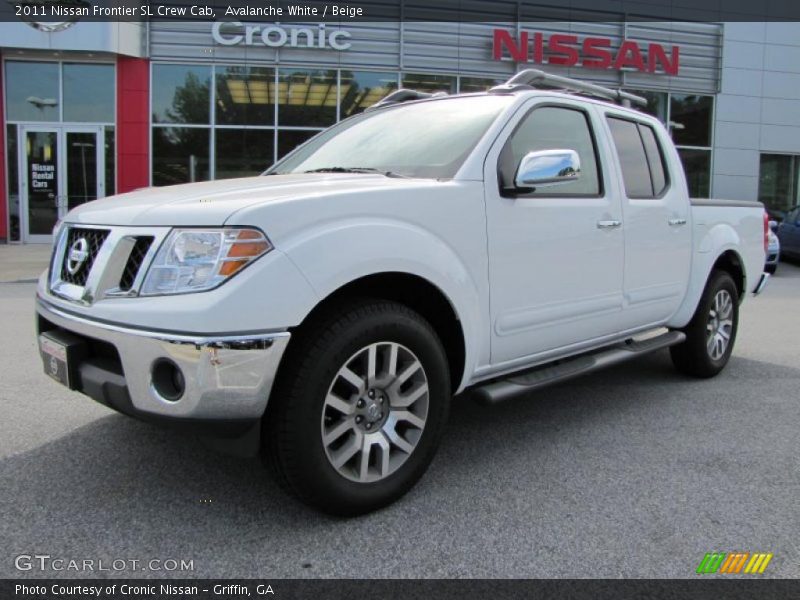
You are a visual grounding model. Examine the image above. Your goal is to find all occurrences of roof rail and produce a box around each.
[490,69,648,108]
[367,88,448,111]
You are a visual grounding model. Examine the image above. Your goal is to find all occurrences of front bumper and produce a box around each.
[36,296,290,434]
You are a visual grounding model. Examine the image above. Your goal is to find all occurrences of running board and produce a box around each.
[472,330,686,405]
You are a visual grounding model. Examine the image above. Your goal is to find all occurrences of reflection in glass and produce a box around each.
[65,132,99,210]
[340,71,398,117]
[216,66,275,126]
[63,64,115,123]
[670,95,713,147]
[152,64,211,124]
[105,126,115,197]
[152,127,210,186]
[677,148,711,198]
[459,77,504,94]
[7,125,20,242]
[278,69,338,127]
[758,154,798,214]
[277,129,319,160]
[401,73,457,95]
[5,62,59,122]
[215,129,275,179]
[25,131,59,235]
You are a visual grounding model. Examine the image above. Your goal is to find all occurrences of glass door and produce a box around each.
[21,127,60,243]
[64,128,103,212]
[20,125,104,243]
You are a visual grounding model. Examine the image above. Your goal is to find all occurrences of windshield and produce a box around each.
[267,95,512,179]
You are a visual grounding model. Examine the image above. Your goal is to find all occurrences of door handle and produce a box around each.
[668,218,687,226]
[597,220,622,229]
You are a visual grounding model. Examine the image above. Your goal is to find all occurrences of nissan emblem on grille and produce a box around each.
[66,238,89,275]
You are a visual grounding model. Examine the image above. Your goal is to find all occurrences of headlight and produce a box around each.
[141,228,272,295]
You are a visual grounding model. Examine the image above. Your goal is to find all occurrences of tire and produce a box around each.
[264,298,451,516]
[670,270,739,378]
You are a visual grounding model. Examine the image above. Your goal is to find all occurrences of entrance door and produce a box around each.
[20,125,104,243]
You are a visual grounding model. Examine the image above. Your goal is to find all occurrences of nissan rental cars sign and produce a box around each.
[212,21,352,50]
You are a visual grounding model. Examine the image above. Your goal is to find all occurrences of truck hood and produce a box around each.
[65,174,423,227]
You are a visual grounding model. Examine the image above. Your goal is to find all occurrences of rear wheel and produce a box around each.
[264,299,450,516]
[670,270,739,378]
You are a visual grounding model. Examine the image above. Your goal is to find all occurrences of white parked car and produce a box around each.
[37,70,768,515]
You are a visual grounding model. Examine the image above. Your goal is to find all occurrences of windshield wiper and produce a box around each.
[303,167,408,178]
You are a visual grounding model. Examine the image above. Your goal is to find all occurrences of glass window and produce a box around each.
[104,126,115,197]
[499,106,600,196]
[277,130,319,160]
[459,76,505,94]
[5,61,60,122]
[626,89,667,124]
[152,127,210,186]
[639,124,668,196]
[277,69,337,127]
[401,73,457,95]
[6,125,20,241]
[63,63,114,123]
[215,129,275,179]
[340,71,398,118]
[152,64,211,124]
[607,117,653,198]
[670,94,713,147]
[270,95,511,179]
[215,66,274,126]
[677,149,711,198]
[758,154,798,215]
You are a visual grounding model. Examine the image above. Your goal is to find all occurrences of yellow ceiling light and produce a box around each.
[248,80,270,104]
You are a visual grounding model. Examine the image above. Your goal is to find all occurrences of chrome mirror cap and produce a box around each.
[514,149,581,189]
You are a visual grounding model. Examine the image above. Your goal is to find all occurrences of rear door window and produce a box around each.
[607,116,669,198]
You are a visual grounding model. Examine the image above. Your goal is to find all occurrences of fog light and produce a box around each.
[152,359,185,401]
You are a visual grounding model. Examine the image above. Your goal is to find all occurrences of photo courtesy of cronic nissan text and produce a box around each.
[0,0,798,598]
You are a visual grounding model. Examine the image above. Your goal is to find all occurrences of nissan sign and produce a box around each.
[493,29,679,75]
[212,21,352,51]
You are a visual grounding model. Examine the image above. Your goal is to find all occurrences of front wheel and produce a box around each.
[264,299,450,516]
[670,270,739,378]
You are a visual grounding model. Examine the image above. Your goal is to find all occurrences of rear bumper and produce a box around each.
[753,272,770,296]
[36,296,290,434]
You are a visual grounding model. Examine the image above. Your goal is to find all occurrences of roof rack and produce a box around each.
[367,88,448,111]
[490,69,648,109]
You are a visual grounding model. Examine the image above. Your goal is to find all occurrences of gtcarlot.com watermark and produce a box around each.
[15,554,195,573]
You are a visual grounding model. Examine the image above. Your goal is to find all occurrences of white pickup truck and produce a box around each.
[36,70,768,515]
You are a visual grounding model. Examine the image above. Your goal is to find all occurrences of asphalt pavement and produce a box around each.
[1,263,798,578]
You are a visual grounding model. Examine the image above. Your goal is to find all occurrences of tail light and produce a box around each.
[763,211,769,253]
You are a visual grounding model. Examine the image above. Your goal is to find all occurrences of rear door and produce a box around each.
[603,112,691,328]
[483,98,625,367]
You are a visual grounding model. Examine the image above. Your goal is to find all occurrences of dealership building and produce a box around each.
[1,16,799,243]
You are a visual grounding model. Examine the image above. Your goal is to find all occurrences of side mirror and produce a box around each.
[515,149,581,190]
[769,220,778,231]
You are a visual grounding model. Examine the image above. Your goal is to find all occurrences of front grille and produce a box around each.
[60,228,110,286]
[118,236,154,291]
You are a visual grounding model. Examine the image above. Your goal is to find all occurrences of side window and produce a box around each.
[638,124,668,196]
[498,106,600,196]
[607,117,653,198]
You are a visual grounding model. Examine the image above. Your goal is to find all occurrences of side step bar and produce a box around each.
[472,330,686,405]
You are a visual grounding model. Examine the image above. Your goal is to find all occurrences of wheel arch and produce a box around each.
[287,272,467,394]
[669,246,747,328]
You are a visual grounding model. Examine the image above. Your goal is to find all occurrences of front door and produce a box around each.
[20,125,104,243]
[484,99,626,368]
